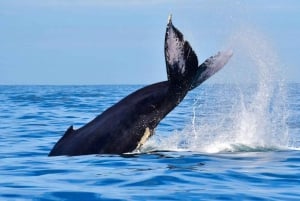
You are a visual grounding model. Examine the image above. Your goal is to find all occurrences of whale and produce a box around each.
[49,16,232,156]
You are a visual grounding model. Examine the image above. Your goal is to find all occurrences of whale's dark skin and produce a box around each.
[49,81,186,156]
[49,17,232,156]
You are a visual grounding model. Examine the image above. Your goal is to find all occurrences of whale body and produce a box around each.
[49,16,232,156]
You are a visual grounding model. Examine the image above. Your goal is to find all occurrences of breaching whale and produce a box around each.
[49,16,232,156]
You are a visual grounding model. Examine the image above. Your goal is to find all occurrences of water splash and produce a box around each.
[223,28,290,152]
[143,28,291,153]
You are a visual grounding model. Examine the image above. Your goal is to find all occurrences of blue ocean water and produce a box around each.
[0,84,299,201]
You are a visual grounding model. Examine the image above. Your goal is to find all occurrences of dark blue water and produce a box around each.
[0,84,300,201]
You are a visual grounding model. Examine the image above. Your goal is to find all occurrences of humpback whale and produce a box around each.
[49,16,232,156]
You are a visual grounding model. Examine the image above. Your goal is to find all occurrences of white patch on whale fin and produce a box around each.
[165,18,185,74]
[168,14,172,24]
[136,127,152,150]
[164,16,198,83]
[190,49,233,90]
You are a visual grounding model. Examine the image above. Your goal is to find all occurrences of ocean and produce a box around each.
[0,83,299,201]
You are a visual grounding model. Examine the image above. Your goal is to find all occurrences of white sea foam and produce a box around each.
[143,28,292,153]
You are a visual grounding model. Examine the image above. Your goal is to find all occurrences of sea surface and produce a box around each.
[0,83,299,201]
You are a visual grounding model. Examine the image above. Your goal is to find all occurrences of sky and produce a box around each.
[0,0,299,85]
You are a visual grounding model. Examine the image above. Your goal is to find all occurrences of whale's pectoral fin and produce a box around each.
[190,50,233,90]
[164,15,198,87]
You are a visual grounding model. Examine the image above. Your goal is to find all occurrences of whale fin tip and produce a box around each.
[168,14,172,24]
[63,125,75,138]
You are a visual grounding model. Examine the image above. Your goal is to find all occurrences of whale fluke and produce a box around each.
[190,50,233,90]
[165,16,198,90]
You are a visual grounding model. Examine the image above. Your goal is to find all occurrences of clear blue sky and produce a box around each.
[0,0,299,85]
